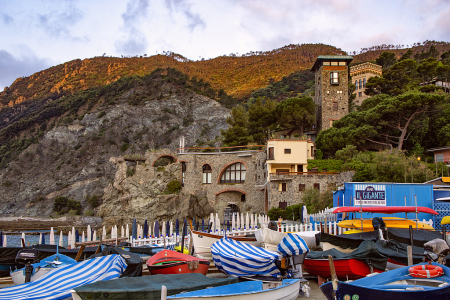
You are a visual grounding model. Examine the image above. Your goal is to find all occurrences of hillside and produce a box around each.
[0,43,345,108]
[0,69,230,217]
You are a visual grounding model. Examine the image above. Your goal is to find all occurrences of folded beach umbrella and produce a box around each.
[0,231,3,247]
[50,227,54,245]
[75,230,79,243]
[143,220,148,237]
[41,233,46,245]
[132,218,137,239]
[154,221,160,237]
[175,219,179,236]
[59,231,64,247]
[166,221,170,236]
[201,219,204,232]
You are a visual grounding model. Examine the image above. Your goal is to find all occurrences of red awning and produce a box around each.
[332,206,438,215]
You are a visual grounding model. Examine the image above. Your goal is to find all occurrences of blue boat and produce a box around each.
[167,279,301,300]
[320,262,450,300]
[10,252,76,285]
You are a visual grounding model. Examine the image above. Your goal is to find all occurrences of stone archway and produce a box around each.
[224,203,240,223]
[152,154,177,167]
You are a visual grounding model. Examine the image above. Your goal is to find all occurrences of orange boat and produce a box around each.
[303,258,384,279]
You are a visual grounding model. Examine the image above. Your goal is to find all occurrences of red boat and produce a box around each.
[146,249,210,275]
[303,258,384,279]
[332,206,438,215]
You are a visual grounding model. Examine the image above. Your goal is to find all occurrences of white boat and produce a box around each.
[166,279,300,300]
[10,253,76,285]
[191,230,260,261]
[255,228,319,252]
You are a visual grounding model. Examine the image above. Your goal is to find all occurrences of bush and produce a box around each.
[121,143,130,152]
[97,111,106,118]
[165,180,182,194]
[156,166,165,172]
[53,197,82,215]
[267,207,287,221]
[301,187,333,214]
[84,210,94,216]
[307,159,343,172]
[86,194,101,208]
[126,168,135,177]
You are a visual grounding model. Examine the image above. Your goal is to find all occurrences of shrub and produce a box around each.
[84,210,94,216]
[87,194,101,208]
[121,143,130,152]
[307,159,343,172]
[267,207,287,221]
[53,197,82,215]
[126,168,135,177]
[156,166,165,172]
[165,180,182,194]
[97,111,106,118]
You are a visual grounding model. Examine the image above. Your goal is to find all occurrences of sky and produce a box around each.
[1,0,450,90]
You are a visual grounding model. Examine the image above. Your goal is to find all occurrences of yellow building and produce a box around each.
[266,139,315,178]
[349,62,382,106]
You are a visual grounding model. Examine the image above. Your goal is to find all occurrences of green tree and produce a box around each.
[275,96,315,136]
[417,57,438,85]
[221,105,253,146]
[376,52,397,70]
[247,97,277,144]
[398,49,413,61]
[301,187,333,214]
[316,92,445,155]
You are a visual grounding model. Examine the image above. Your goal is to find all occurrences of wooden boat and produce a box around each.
[338,217,434,231]
[191,230,260,261]
[166,279,300,300]
[303,258,384,279]
[146,249,210,275]
[10,252,76,285]
[71,273,238,300]
[320,262,450,300]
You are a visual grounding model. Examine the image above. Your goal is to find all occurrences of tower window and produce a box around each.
[359,79,362,89]
[355,80,358,89]
[358,92,362,97]
[363,78,366,87]
[332,102,338,111]
[330,72,339,84]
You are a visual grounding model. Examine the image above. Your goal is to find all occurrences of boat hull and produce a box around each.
[335,281,450,300]
[191,231,260,261]
[338,217,433,231]
[303,258,383,279]
[146,249,210,276]
[167,279,300,300]
[11,267,53,285]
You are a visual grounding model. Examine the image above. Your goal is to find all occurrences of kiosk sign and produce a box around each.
[355,185,386,206]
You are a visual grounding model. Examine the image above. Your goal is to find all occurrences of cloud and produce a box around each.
[1,13,13,24]
[115,0,150,55]
[165,0,205,31]
[0,50,51,91]
[35,1,84,39]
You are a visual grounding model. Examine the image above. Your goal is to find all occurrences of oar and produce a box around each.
[328,255,338,298]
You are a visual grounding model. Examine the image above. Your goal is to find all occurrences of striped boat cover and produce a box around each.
[0,254,127,300]
[277,233,310,256]
[211,237,280,277]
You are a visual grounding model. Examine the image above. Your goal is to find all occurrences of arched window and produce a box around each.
[363,78,366,87]
[202,164,212,184]
[355,80,358,89]
[220,163,246,183]
[359,79,362,89]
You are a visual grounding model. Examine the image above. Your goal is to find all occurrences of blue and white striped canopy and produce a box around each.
[211,237,281,277]
[0,254,127,300]
[277,233,310,257]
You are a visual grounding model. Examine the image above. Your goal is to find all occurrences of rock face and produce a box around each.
[99,158,215,229]
[0,81,229,219]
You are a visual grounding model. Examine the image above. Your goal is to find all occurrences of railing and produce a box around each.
[177,145,265,154]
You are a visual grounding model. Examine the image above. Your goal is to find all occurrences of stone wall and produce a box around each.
[350,62,382,106]
[268,171,354,209]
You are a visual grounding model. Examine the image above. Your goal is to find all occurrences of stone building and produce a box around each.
[349,62,382,106]
[139,138,353,218]
[311,55,353,132]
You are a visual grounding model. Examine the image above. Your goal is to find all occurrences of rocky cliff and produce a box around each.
[0,71,230,218]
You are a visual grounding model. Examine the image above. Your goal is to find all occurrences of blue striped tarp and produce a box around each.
[277,233,310,256]
[211,237,280,277]
[0,254,127,300]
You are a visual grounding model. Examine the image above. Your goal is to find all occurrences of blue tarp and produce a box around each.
[0,254,127,300]
[211,237,280,277]
[277,233,310,256]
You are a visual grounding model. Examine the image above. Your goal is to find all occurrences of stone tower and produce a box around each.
[350,62,382,106]
[311,55,353,132]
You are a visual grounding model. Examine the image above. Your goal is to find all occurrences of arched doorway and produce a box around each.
[224,204,240,224]
[152,155,177,167]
